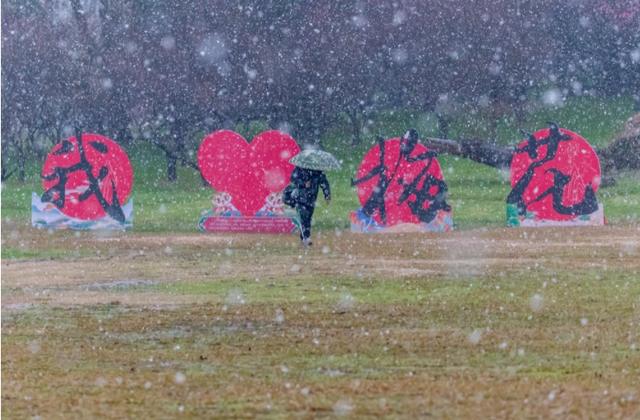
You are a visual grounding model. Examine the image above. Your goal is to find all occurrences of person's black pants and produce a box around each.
[296,204,315,240]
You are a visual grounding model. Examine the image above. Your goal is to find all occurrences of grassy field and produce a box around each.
[2,226,640,417]
[2,98,640,417]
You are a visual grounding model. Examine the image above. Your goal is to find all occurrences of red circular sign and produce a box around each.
[510,127,600,221]
[355,138,446,226]
[41,133,133,221]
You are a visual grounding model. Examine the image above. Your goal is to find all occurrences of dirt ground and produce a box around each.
[2,225,640,418]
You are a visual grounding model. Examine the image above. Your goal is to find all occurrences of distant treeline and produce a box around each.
[2,0,639,181]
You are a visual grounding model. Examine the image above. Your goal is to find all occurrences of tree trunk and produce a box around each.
[422,133,638,185]
[16,145,27,182]
[421,136,513,168]
[167,153,178,182]
[199,171,209,187]
[347,109,361,146]
[597,112,640,183]
[598,136,640,174]
[436,113,450,139]
[1,165,15,182]
[116,126,133,145]
[18,161,26,182]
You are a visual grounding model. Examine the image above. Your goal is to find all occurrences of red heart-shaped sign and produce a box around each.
[197,130,300,215]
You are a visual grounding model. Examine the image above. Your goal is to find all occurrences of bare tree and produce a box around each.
[2,0,638,183]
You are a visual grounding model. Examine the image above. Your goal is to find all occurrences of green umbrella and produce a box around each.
[289,149,342,171]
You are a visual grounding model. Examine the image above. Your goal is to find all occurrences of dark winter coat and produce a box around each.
[290,167,331,207]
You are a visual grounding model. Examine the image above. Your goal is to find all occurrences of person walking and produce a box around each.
[287,148,341,247]
[290,166,330,246]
